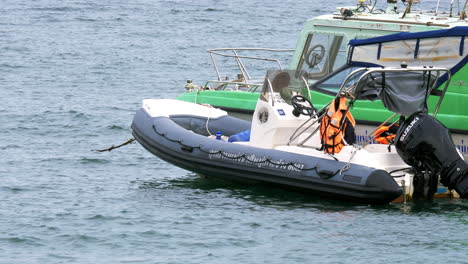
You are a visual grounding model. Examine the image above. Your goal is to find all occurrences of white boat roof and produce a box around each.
[308,12,467,33]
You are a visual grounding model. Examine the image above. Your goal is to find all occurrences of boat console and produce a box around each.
[249,70,318,149]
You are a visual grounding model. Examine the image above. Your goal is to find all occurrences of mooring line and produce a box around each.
[95,138,136,152]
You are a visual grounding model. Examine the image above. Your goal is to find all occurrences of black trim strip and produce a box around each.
[215,105,255,114]
[414,38,420,58]
[461,36,465,56]
[377,43,382,60]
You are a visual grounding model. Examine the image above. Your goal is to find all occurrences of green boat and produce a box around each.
[177,0,468,154]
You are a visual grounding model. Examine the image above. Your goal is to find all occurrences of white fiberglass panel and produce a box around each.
[142,99,227,118]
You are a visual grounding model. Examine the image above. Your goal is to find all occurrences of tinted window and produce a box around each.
[312,66,362,94]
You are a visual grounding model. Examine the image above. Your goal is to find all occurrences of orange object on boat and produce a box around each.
[320,97,356,154]
[373,125,399,144]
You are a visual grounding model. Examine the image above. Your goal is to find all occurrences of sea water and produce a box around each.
[0,0,467,263]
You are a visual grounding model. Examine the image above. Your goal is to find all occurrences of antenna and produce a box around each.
[450,0,455,17]
[462,0,468,19]
[401,0,413,18]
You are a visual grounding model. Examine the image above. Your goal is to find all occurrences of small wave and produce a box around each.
[248,222,261,228]
[72,112,89,119]
[47,254,76,260]
[137,230,172,239]
[75,17,97,22]
[137,180,168,189]
[1,46,30,53]
[55,233,101,243]
[107,106,128,111]
[64,111,92,121]
[36,15,61,23]
[204,8,221,12]
[159,60,177,66]
[79,158,110,164]
[86,214,106,220]
[40,157,67,163]
[1,144,21,150]
[194,18,212,22]
[55,212,74,217]
[139,230,158,236]
[108,125,125,130]
[0,63,26,69]
[86,214,121,220]
[1,236,44,246]
[76,234,100,242]
[1,186,28,192]
[3,237,28,243]
[30,7,81,12]
[55,52,81,58]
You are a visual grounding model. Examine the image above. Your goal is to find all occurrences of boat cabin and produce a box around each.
[289,2,468,82]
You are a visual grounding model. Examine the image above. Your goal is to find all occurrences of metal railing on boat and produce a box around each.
[208,48,294,83]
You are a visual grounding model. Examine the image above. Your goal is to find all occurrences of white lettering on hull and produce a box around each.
[208,152,305,172]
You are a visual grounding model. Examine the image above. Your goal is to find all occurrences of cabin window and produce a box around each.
[312,65,362,95]
[333,38,348,71]
[298,34,347,80]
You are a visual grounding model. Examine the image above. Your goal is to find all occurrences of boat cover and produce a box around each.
[355,71,433,116]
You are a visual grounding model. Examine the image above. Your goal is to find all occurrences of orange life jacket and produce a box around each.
[373,125,398,144]
[320,97,356,154]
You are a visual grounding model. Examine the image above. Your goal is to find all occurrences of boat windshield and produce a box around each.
[311,65,363,95]
[297,33,348,80]
[260,70,309,105]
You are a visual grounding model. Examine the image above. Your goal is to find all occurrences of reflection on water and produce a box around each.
[134,172,468,214]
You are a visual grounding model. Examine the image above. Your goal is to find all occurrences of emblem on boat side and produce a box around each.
[258,108,269,123]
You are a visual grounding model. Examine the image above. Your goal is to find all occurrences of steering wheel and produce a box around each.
[305,44,325,69]
[291,95,316,117]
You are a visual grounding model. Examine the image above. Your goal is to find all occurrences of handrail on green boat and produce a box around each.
[208,48,294,83]
[203,80,261,92]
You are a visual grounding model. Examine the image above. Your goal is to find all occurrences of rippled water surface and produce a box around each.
[1,0,467,263]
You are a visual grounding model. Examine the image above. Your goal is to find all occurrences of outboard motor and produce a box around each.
[395,112,468,199]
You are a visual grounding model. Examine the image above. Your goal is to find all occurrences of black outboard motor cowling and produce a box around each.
[395,112,468,198]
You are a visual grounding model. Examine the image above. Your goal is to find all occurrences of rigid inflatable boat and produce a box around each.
[132,68,468,204]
